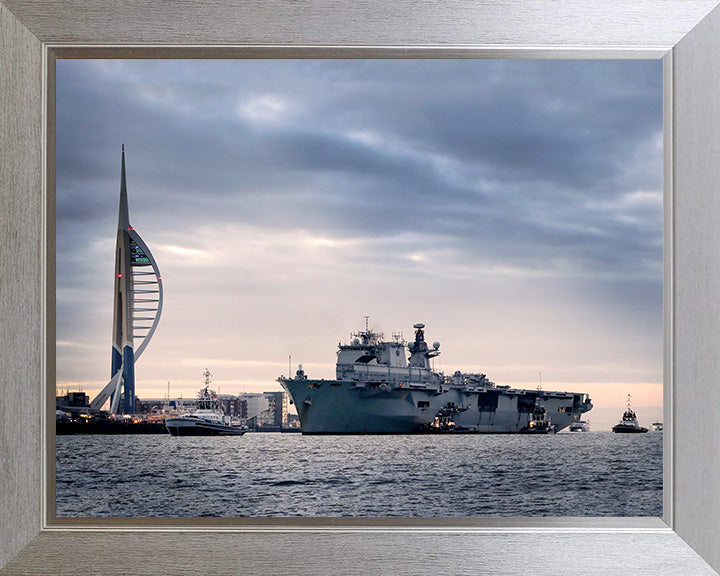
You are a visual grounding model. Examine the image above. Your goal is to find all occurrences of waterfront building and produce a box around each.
[285,413,301,429]
[215,395,247,418]
[133,397,190,414]
[89,146,163,414]
[258,391,288,427]
[236,393,270,422]
[55,391,91,415]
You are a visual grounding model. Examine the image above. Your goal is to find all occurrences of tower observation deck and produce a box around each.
[90,145,163,414]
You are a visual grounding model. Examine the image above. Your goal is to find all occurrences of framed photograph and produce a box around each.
[2,1,720,575]
[52,57,663,519]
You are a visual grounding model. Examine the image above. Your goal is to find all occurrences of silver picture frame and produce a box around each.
[2,1,720,574]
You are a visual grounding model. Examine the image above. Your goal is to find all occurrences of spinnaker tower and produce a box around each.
[90,145,163,413]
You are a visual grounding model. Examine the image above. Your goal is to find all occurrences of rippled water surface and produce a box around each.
[56,432,662,517]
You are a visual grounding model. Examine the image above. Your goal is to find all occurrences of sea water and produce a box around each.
[55,431,662,517]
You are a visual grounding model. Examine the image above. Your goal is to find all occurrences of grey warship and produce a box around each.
[279,322,593,434]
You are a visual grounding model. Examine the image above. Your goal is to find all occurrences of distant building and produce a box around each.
[231,393,268,422]
[134,397,190,414]
[253,391,288,428]
[56,391,91,414]
[216,395,247,418]
[285,413,301,429]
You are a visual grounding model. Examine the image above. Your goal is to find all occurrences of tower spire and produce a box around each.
[118,144,130,230]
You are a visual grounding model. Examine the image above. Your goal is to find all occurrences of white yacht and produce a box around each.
[568,420,590,432]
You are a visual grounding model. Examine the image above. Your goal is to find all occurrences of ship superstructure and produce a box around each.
[279,322,593,434]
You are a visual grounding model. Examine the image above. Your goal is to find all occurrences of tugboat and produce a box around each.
[424,403,475,433]
[165,369,248,436]
[612,394,648,433]
[568,420,590,432]
[519,398,556,434]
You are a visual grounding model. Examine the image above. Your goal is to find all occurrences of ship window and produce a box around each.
[417,401,430,408]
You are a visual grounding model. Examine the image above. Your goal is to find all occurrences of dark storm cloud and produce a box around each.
[55,58,663,324]
[294,60,661,191]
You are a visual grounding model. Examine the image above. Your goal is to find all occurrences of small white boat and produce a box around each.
[568,420,590,432]
[651,421,663,431]
[165,369,248,436]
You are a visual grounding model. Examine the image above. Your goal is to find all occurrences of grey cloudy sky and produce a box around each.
[56,59,663,428]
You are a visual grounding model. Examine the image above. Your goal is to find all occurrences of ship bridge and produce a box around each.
[335,322,444,386]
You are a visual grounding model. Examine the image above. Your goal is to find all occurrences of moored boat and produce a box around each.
[165,369,248,436]
[568,420,590,432]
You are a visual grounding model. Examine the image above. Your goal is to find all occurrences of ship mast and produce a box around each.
[203,368,213,390]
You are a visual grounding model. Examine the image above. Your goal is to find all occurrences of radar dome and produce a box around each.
[433,342,440,350]
[413,323,425,329]
[353,338,360,345]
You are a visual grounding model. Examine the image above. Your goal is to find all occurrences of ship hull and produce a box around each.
[612,424,648,433]
[281,379,592,434]
[165,417,247,436]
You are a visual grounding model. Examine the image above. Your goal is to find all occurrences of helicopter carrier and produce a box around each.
[279,322,593,434]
